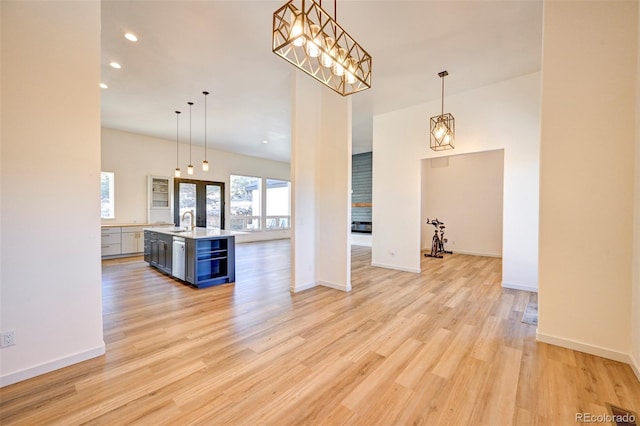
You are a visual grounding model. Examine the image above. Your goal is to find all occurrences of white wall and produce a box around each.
[1,1,104,386]
[101,128,291,243]
[631,0,640,380]
[317,80,352,292]
[421,150,504,257]
[290,72,351,292]
[373,72,540,290]
[290,74,319,291]
[538,1,637,362]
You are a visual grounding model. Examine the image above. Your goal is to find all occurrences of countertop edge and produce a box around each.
[145,227,243,240]
[102,223,174,228]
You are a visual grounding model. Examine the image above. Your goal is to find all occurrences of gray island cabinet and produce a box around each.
[144,228,237,289]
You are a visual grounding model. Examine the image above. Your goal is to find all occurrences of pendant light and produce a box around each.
[174,110,181,177]
[202,91,210,172]
[272,0,372,96]
[429,70,455,151]
[187,101,194,175]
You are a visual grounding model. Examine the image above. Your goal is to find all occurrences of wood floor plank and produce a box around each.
[1,240,639,425]
[289,350,386,424]
[395,326,451,389]
[431,323,477,379]
[431,356,492,425]
[475,345,522,425]
[393,372,448,425]
[341,338,423,411]
[471,315,503,362]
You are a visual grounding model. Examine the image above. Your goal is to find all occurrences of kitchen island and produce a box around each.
[144,227,239,289]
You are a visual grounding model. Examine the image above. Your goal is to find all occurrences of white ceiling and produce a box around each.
[101,0,543,163]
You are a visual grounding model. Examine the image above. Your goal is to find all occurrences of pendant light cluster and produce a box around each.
[429,71,455,151]
[173,91,212,178]
[272,0,372,96]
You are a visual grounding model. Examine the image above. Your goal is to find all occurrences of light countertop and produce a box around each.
[147,227,243,240]
[102,223,174,228]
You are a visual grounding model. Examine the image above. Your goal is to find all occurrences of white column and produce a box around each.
[633,0,640,380]
[1,0,104,386]
[538,0,638,361]
[290,72,352,292]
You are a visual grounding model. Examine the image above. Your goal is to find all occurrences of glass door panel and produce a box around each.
[178,182,197,227]
[206,184,222,228]
[174,178,225,229]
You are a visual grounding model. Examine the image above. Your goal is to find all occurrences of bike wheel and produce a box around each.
[431,237,439,257]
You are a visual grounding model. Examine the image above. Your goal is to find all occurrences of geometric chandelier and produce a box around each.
[429,70,455,151]
[272,0,372,96]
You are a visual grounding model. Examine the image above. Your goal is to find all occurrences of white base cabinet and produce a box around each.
[101,227,122,257]
[102,224,172,258]
[121,226,145,254]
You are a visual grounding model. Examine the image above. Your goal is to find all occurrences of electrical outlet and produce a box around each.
[1,330,16,348]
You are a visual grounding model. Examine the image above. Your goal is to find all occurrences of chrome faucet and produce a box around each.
[181,210,195,230]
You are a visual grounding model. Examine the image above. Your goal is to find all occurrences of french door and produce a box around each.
[173,178,225,229]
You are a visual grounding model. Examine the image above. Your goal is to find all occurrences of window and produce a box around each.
[101,171,115,219]
[266,178,291,230]
[230,175,261,231]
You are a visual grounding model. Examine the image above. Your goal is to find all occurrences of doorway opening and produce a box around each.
[420,149,504,258]
[173,178,225,229]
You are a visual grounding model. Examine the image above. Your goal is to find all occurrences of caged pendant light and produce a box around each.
[202,91,210,172]
[272,0,372,96]
[174,111,181,177]
[430,70,455,151]
[187,101,194,175]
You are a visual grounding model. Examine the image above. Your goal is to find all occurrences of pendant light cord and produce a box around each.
[203,92,209,162]
[188,102,193,164]
[175,111,180,168]
[441,76,444,116]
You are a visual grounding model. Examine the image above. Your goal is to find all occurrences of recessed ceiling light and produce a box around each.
[100,83,108,89]
[263,140,268,144]
[109,61,121,69]
[124,32,138,42]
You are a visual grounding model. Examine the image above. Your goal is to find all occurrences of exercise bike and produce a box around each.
[424,218,452,258]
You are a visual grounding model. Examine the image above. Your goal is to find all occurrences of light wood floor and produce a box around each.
[1,240,639,425]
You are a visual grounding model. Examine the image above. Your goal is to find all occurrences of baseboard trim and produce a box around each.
[290,281,317,293]
[452,250,502,258]
[0,343,106,388]
[631,354,640,382]
[290,280,352,293]
[536,332,630,364]
[420,248,501,258]
[371,262,421,274]
[318,280,352,292]
[502,281,538,293]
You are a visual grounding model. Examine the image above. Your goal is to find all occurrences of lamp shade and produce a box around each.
[429,70,454,151]
[429,113,455,151]
[272,0,372,96]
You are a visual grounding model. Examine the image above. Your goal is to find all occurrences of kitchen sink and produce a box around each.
[159,227,190,234]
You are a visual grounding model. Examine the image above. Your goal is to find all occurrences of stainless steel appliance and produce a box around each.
[172,236,185,280]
